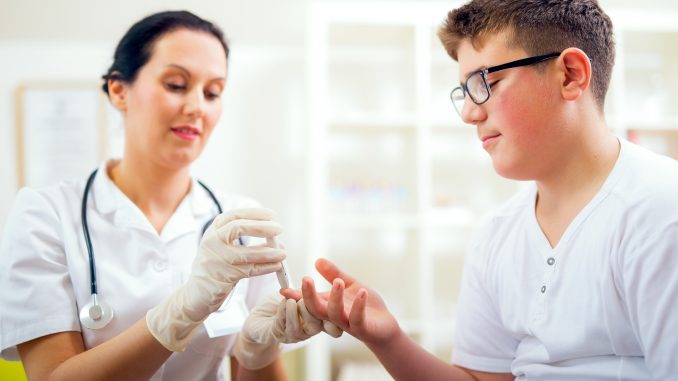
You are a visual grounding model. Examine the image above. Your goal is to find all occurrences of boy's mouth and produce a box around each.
[481,133,501,149]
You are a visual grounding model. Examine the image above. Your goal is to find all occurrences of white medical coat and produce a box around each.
[0,160,280,381]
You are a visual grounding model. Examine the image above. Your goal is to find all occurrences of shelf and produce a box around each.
[329,46,412,64]
[328,213,420,230]
[622,118,678,130]
[424,318,458,335]
[329,113,417,128]
[322,253,421,320]
[328,23,417,119]
[327,120,418,159]
[428,128,486,161]
[400,318,456,335]
[426,207,476,228]
[627,129,678,160]
[399,319,426,334]
[427,225,475,257]
[307,3,678,381]
[433,258,464,316]
[328,65,416,117]
[621,30,678,121]
[430,33,461,125]
[610,8,678,32]
[330,23,415,49]
[430,117,471,130]
[336,361,393,381]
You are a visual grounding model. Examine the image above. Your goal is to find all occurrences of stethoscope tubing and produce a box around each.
[80,168,224,329]
[82,170,99,296]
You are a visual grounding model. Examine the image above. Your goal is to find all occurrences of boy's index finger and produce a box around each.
[316,258,356,287]
[301,277,329,320]
[280,288,302,301]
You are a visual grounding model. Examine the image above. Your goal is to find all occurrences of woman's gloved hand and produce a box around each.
[146,208,285,352]
[232,294,343,370]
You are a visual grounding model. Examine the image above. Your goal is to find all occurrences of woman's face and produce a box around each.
[117,28,227,170]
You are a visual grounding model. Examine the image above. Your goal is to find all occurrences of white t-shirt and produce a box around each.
[0,160,280,381]
[453,139,678,380]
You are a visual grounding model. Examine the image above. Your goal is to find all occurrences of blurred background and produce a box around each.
[1,0,678,380]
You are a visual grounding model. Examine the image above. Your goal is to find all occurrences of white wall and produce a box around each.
[0,0,308,44]
[0,41,112,226]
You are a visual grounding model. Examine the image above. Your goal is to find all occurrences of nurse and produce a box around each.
[0,10,324,381]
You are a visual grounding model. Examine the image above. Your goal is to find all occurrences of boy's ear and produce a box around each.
[557,47,592,102]
[107,78,128,112]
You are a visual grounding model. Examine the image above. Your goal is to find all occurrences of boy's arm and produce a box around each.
[282,258,513,381]
[368,328,512,381]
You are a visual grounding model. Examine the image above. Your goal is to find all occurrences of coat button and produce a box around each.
[153,260,168,272]
[547,257,555,266]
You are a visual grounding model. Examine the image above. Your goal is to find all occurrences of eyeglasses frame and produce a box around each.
[450,52,562,114]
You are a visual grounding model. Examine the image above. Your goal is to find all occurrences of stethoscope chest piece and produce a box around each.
[79,294,114,330]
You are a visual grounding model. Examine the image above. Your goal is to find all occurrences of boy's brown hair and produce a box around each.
[438,0,615,109]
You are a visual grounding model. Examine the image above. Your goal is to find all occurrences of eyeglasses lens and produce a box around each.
[451,87,465,116]
[467,72,489,104]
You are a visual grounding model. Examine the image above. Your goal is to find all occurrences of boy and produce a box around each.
[284,0,678,379]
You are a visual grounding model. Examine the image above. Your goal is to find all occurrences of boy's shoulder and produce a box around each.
[614,139,678,205]
[600,139,678,241]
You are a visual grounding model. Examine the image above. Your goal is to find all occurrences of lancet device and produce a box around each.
[267,236,290,289]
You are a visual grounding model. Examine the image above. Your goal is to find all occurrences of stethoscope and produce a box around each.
[79,168,224,330]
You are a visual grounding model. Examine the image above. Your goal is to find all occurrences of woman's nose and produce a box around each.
[184,89,205,118]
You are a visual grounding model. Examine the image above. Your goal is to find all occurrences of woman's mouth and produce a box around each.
[171,126,200,141]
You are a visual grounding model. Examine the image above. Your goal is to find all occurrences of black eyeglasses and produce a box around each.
[450,52,561,117]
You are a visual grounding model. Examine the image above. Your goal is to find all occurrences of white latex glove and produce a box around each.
[146,208,285,352]
[233,294,343,370]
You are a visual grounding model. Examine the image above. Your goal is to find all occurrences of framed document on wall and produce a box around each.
[15,81,109,188]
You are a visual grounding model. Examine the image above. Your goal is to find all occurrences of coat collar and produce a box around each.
[89,160,218,242]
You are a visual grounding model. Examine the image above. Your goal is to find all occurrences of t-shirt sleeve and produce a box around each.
[452,236,517,373]
[621,220,678,380]
[0,188,80,361]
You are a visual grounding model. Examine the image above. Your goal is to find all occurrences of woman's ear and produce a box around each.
[557,47,592,102]
[107,78,128,112]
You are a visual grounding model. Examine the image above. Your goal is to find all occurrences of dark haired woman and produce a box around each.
[0,10,324,381]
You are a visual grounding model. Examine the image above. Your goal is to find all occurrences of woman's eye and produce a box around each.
[205,91,221,100]
[488,80,500,89]
[166,83,186,91]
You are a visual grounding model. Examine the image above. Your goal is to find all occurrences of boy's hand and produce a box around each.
[281,258,400,347]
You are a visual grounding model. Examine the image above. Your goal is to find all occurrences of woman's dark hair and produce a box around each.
[101,10,229,94]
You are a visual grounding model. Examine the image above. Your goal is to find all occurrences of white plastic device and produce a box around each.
[267,236,290,289]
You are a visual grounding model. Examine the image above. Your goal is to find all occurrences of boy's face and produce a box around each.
[456,32,565,180]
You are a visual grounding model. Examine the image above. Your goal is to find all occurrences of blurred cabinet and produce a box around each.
[306,3,678,380]
[610,11,678,157]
